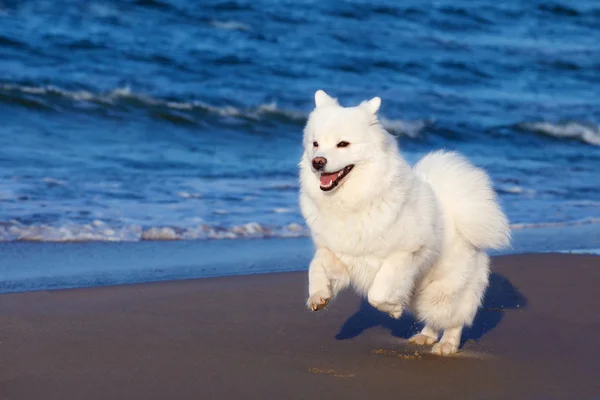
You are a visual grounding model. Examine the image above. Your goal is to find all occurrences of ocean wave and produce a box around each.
[2,217,600,242]
[177,191,202,199]
[209,20,251,31]
[0,221,309,242]
[517,121,600,147]
[510,217,600,230]
[495,185,536,196]
[560,248,600,255]
[273,208,294,214]
[0,82,428,136]
[7,83,598,146]
[566,200,600,207]
[0,83,309,125]
[380,118,429,138]
[0,83,127,103]
[537,3,580,17]
[0,34,25,49]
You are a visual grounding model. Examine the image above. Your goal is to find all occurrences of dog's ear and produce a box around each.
[314,90,337,108]
[364,96,381,115]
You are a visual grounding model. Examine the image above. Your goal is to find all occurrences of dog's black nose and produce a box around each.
[312,157,327,171]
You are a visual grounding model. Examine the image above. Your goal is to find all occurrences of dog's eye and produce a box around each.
[337,141,350,148]
[313,141,318,148]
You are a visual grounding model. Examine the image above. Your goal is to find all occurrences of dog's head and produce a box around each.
[300,90,397,197]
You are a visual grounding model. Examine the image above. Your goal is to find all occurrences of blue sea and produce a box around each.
[1,0,600,242]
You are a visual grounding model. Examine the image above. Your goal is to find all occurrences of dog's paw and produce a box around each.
[387,308,403,319]
[431,341,458,356]
[367,295,404,319]
[371,303,404,319]
[306,291,331,312]
[409,333,438,346]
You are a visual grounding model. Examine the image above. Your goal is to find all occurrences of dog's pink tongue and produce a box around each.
[320,172,337,186]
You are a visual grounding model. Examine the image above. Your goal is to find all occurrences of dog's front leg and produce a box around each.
[306,248,349,311]
[367,251,419,319]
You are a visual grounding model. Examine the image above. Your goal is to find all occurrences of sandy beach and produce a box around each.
[1,251,598,399]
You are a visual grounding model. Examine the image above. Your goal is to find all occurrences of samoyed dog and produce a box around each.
[299,90,510,355]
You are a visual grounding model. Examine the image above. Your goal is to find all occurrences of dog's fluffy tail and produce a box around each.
[414,150,510,250]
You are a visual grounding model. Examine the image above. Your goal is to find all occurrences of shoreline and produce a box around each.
[1,253,598,399]
[1,220,599,293]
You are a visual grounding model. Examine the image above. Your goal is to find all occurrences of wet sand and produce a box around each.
[1,253,598,399]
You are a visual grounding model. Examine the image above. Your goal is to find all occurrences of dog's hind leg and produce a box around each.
[307,248,349,311]
[409,325,439,345]
[424,251,490,355]
[432,326,463,355]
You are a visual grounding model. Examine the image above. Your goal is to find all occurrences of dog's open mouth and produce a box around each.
[319,165,354,191]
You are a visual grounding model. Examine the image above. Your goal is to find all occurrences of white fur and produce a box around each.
[300,91,510,355]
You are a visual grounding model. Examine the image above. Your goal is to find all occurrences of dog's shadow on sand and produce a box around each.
[336,273,527,346]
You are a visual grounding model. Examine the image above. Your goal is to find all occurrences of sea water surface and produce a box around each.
[1,0,600,242]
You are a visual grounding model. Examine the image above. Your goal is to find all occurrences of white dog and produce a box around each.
[299,90,510,355]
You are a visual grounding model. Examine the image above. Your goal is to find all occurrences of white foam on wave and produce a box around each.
[177,191,202,199]
[519,121,600,146]
[0,83,136,105]
[88,3,119,18]
[209,20,251,31]
[0,221,310,242]
[273,208,294,213]
[2,216,600,242]
[559,248,600,255]
[510,217,600,230]
[42,177,67,186]
[141,227,179,240]
[194,100,306,122]
[0,222,143,242]
[495,184,536,196]
[380,118,429,138]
